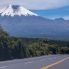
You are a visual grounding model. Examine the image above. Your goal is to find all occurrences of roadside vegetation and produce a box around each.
[0,26,69,61]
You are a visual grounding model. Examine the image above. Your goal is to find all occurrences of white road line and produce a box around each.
[0,66,8,69]
[25,62,33,64]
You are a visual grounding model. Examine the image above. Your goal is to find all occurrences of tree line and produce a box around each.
[0,26,69,61]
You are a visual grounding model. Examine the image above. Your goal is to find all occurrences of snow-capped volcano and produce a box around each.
[0,5,38,16]
[0,5,69,40]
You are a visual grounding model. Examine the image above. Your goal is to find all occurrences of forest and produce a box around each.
[0,26,69,61]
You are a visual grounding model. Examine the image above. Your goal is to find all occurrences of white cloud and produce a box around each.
[0,0,69,9]
[27,0,69,9]
[63,16,69,20]
[46,16,69,20]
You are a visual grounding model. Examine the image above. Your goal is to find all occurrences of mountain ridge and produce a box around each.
[0,5,69,40]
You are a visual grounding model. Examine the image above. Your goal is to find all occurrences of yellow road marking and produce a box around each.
[41,57,69,69]
[41,67,47,69]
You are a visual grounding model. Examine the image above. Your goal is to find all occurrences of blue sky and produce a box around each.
[32,6,69,19]
[0,0,69,19]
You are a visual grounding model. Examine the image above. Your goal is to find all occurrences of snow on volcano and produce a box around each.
[0,5,38,16]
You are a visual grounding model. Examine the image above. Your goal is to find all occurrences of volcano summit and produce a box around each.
[0,5,38,16]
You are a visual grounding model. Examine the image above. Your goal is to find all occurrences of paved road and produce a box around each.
[0,55,69,69]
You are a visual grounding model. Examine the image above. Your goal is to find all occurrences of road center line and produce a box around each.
[41,57,69,69]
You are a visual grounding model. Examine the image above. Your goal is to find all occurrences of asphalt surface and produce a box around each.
[0,55,69,69]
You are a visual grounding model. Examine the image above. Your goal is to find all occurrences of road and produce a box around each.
[0,55,69,69]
